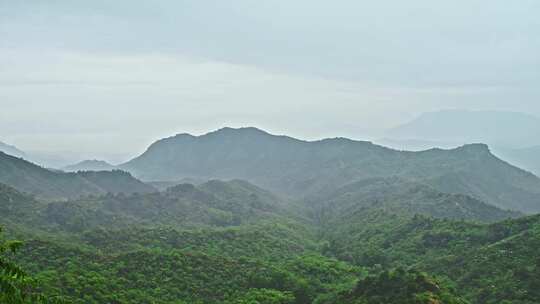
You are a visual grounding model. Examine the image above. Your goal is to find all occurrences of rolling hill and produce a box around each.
[0,152,155,200]
[309,177,521,224]
[0,179,294,233]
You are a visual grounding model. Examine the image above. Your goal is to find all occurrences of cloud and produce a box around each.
[0,1,539,161]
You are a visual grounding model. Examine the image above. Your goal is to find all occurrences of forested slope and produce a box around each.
[0,152,155,200]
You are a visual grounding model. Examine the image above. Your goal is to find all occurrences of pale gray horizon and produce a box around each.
[1,0,539,164]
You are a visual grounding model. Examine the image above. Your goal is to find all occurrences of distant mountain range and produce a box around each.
[120,127,540,214]
[384,110,540,176]
[63,160,117,172]
[386,110,540,148]
[0,152,155,200]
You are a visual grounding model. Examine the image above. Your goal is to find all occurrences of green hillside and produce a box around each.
[309,177,521,224]
[0,152,155,200]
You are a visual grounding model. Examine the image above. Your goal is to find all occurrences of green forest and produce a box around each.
[1,176,540,303]
[2,129,540,303]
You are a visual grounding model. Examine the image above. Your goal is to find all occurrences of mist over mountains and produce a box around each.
[63,160,116,172]
[0,152,155,200]
[386,110,540,148]
[119,127,540,214]
[2,1,540,302]
[381,110,540,176]
[2,124,540,303]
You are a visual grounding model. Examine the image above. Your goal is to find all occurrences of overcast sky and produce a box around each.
[1,0,539,162]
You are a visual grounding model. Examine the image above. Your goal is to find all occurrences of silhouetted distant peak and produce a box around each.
[316,137,373,146]
[457,143,490,153]
[206,127,274,138]
[63,159,116,172]
[388,110,540,148]
[171,133,196,139]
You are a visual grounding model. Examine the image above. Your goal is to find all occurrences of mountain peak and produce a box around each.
[63,159,116,172]
[456,143,491,153]
[388,110,540,148]
[208,127,272,137]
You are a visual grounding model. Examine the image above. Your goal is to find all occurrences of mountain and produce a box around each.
[0,152,155,200]
[62,160,116,172]
[0,141,26,158]
[386,110,540,148]
[385,110,540,175]
[121,127,540,213]
[3,127,540,304]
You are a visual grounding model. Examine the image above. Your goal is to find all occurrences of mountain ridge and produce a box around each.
[0,152,155,200]
[387,110,540,148]
[120,127,540,213]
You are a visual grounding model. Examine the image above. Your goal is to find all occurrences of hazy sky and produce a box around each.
[1,0,539,162]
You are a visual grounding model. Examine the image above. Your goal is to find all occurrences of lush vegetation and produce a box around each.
[320,268,468,304]
[0,152,155,200]
[1,133,540,303]
[0,227,63,303]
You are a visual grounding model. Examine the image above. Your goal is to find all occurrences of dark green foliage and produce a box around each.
[80,221,317,261]
[321,268,468,304]
[226,289,295,304]
[15,238,361,304]
[0,227,64,303]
